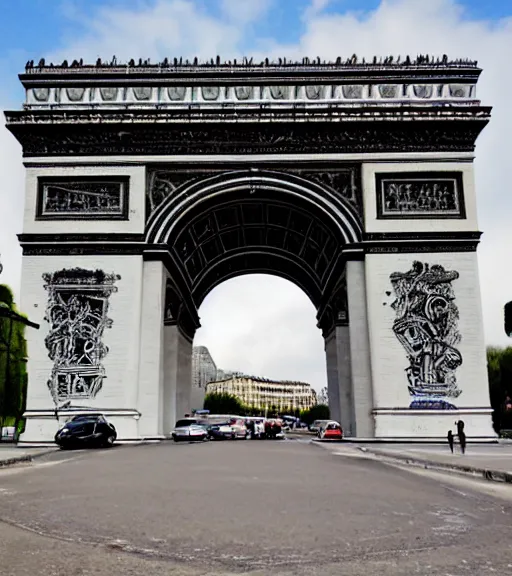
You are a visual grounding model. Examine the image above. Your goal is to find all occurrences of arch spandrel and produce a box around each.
[145,168,363,244]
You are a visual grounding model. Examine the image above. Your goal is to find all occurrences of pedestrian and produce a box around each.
[456,419,465,437]
[459,430,466,455]
[447,430,454,453]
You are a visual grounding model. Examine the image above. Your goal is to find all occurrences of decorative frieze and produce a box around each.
[375,172,465,219]
[36,177,129,220]
[9,120,486,157]
[24,82,477,108]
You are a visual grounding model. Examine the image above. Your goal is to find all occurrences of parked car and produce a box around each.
[309,419,330,433]
[1,426,16,442]
[54,414,117,449]
[208,418,249,440]
[172,419,209,442]
[264,418,285,439]
[319,421,343,440]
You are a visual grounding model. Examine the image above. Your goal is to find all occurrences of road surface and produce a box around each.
[0,439,511,575]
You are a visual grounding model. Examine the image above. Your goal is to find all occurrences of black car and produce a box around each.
[55,414,117,449]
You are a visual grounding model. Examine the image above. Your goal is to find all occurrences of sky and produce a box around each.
[1,0,512,392]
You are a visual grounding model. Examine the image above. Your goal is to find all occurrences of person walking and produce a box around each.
[459,430,466,455]
[455,420,466,454]
[447,430,454,453]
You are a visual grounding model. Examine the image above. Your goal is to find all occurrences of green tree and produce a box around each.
[487,346,512,434]
[300,404,330,425]
[0,285,28,436]
[203,392,245,415]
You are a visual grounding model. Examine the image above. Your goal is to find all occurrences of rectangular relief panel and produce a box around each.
[375,172,465,219]
[36,176,129,220]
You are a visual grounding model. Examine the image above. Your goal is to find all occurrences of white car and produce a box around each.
[171,419,209,442]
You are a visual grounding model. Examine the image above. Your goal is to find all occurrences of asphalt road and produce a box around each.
[1,440,512,575]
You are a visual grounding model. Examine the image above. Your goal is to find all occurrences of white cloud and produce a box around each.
[1,0,512,392]
[302,0,332,21]
[48,0,252,63]
[221,0,273,24]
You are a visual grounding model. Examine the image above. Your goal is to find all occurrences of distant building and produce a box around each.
[191,346,217,410]
[206,375,317,412]
[215,368,241,381]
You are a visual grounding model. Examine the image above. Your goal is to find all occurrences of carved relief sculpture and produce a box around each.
[342,85,363,99]
[449,84,471,98]
[201,86,220,100]
[269,85,289,99]
[305,85,322,100]
[168,86,186,101]
[389,261,462,409]
[376,173,464,218]
[133,87,152,100]
[378,85,399,98]
[235,86,252,100]
[66,88,85,102]
[32,88,50,102]
[99,87,118,101]
[43,268,120,407]
[413,85,433,99]
[37,177,128,219]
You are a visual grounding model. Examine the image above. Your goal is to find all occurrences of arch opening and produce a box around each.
[192,274,327,415]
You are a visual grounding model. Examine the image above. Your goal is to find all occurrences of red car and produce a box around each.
[319,421,343,440]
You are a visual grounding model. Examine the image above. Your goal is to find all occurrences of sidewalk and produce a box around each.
[0,445,58,468]
[315,441,512,483]
[358,443,512,483]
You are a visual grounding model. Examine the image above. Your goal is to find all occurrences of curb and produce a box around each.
[359,447,512,484]
[0,448,58,469]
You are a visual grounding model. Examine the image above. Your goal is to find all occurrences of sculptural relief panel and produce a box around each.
[36,177,129,220]
[376,172,465,219]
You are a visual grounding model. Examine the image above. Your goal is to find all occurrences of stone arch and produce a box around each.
[146,169,362,319]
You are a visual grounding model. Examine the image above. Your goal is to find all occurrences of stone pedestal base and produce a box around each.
[373,408,496,440]
[18,409,143,446]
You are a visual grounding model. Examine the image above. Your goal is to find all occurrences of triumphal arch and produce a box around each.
[5,55,495,443]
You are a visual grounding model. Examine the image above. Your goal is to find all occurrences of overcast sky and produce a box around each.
[1,0,511,392]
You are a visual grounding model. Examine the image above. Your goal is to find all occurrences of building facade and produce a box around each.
[206,376,317,412]
[5,55,496,443]
[191,346,217,410]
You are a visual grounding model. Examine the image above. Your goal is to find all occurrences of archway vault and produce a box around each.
[145,168,363,337]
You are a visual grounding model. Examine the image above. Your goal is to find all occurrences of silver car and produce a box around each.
[171,419,209,442]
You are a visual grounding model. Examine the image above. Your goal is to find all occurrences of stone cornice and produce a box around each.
[5,106,491,125]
